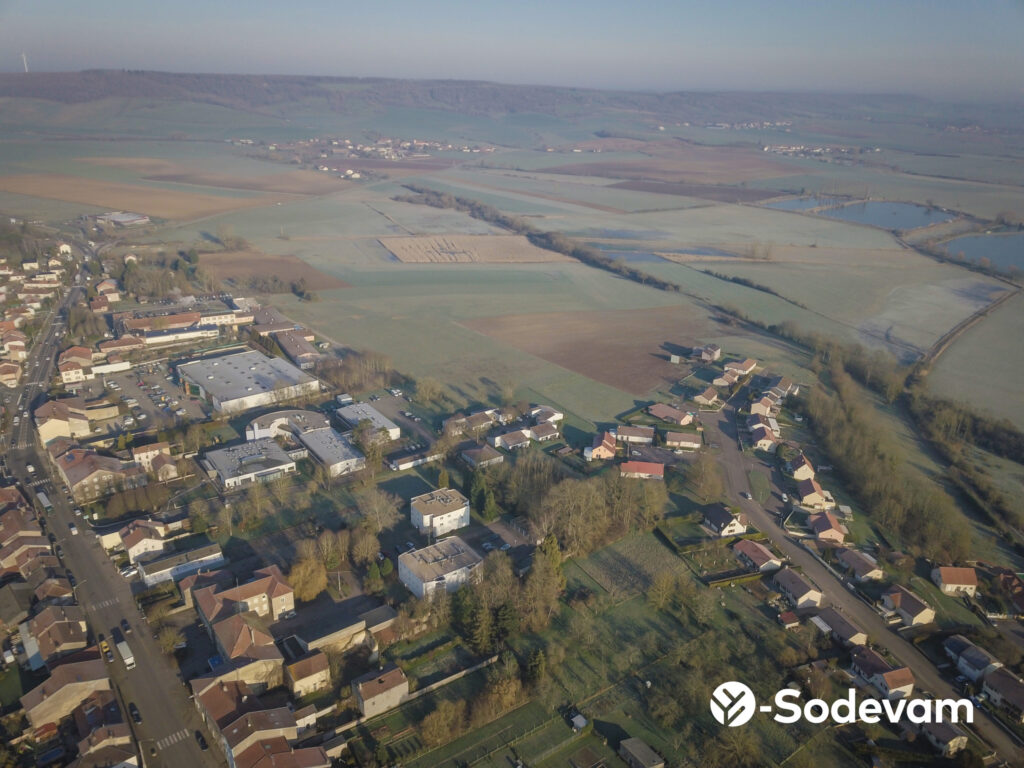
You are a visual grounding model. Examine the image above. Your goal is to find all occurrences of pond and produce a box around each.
[943,232,1024,272]
[820,201,956,231]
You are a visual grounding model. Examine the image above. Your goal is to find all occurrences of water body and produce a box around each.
[765,196,839,211]
[821,201,955,231]
[943,232,1024,272]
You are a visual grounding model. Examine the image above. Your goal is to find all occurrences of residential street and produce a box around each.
[4,255,226,768]
[703,399,1024,764]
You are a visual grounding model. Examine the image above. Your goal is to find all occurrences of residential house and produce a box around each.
[490,430,531,451]
[584,432,616,461]
[529,406,563,424]
[931,566,978,597]
[883,585,935,627]
[836,548,884,582]
[460,444,504,469]
[234,737,329,768]
[774,568,823,609]
[530,422,560,442]
[619,461,664,480]
[647,403,692,426]
[34,399,91,443]
[733,539,782,572]
[193,566,295,630]
[0,361,20,388]
[615,425,655,445]
[698,344,721,362]
[809,512,846,545]
[814,607,867,646]
[789,454,816,481]
[618,737,665,768]
[352,664,409,718]
[982,667,1024,724]
[713,369,740,388]
[796,478,830,509]
[704,507,747,538]
[284,652,330,699]
[119,523,167,565]
[131,442,172,474]
[942,635,1002,683]
[21,657,111,728]
[26,605,88,667]
[750,425,776,452]
[398,537,482,599]
[725,358,758,376]
[850,646,915,699]
[920,721,968,758]
[693,387,718,407]
[750,396,775,417]
[52,448,146,502]
[663,431,701,451]
[409,488,470,537]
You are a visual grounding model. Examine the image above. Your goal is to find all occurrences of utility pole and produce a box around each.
[21,53,29,73]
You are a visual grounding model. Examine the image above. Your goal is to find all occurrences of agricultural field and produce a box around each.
[929,292,1024,430]
[199,250,352,290]
[378,234,569,263]
[573,532,687,597]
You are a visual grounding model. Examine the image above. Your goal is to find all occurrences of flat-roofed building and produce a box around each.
[410,488,470,537]
[202,439,296,489]
[336,403,400,442]
[178,350,319,415]
[138,542,225,587]
[300,428,365,477]
[398,536,482,599]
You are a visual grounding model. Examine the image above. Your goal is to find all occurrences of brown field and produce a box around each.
[0,173,283,219]
[462,305,711,394]
[200,251,351,290]
[611,179,779,203]
[81,156,349,195]
[542,139,796,184]
[378,235,572,263]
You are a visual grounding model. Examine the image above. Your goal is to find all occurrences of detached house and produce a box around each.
[733,539,781,572]
[931,566,978,597]
[703,507,746,538]
[725,358,757,376]
[615,425,655,445]
[836,548,884,582]
[809,512,846,545]
[814,607,867,646]
[352,664,409,718]
[789,454,816,481]
[850,646,914,700]
[693,387,718,407]
[647,403,692,426]
[982,667,1024,724]
[774,568,823,609]
[584,432,616,461]
[883,585,935,627]
[663,431,701,451]
[796,478,830,509]
[619,461,664,480]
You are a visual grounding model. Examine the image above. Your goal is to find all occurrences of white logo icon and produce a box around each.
[710,681,756,727]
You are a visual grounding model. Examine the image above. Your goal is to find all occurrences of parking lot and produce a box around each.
[72,362,208,436]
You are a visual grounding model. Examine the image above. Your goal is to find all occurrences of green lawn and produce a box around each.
[748,469,771,503]
[0,667,24,708]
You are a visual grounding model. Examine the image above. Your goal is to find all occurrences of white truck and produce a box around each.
[116,639,135,670]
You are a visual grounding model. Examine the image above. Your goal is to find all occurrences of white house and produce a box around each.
[398,537,482,599]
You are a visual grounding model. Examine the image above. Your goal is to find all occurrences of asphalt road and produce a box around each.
[3,258,226,767]
[703,399,1024,765]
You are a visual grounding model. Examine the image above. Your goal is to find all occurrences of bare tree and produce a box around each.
[289,558,327,602]
[354,487,401,533]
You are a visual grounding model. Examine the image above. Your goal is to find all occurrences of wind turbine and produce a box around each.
[21,53,29,73]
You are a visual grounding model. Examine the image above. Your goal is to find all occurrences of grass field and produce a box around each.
[379,234,569,263]
[929,292,1024,429]
[199,250,352,290]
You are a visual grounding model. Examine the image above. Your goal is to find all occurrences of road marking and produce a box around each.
[156,729,189,750]
[92,596,121,610]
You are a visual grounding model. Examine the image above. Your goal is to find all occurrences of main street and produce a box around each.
[4,251,225,767]
[704,399,1024,764]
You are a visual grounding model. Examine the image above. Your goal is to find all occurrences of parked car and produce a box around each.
[120,618,132,635]
[194,730,208,750]
[129,703,142,724]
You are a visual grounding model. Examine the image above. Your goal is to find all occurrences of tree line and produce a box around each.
[395,185,684,292]
[699,269,808,309]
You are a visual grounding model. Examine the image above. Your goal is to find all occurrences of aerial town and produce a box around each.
[0,215,1021,768]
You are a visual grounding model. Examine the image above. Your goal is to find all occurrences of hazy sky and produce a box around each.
[1,0,1022,98]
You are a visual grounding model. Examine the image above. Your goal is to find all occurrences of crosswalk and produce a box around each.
[156,729,189,751]
[92,596,120,610]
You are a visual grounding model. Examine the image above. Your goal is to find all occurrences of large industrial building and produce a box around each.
[244,410,365,477]
[177,350,319,414]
